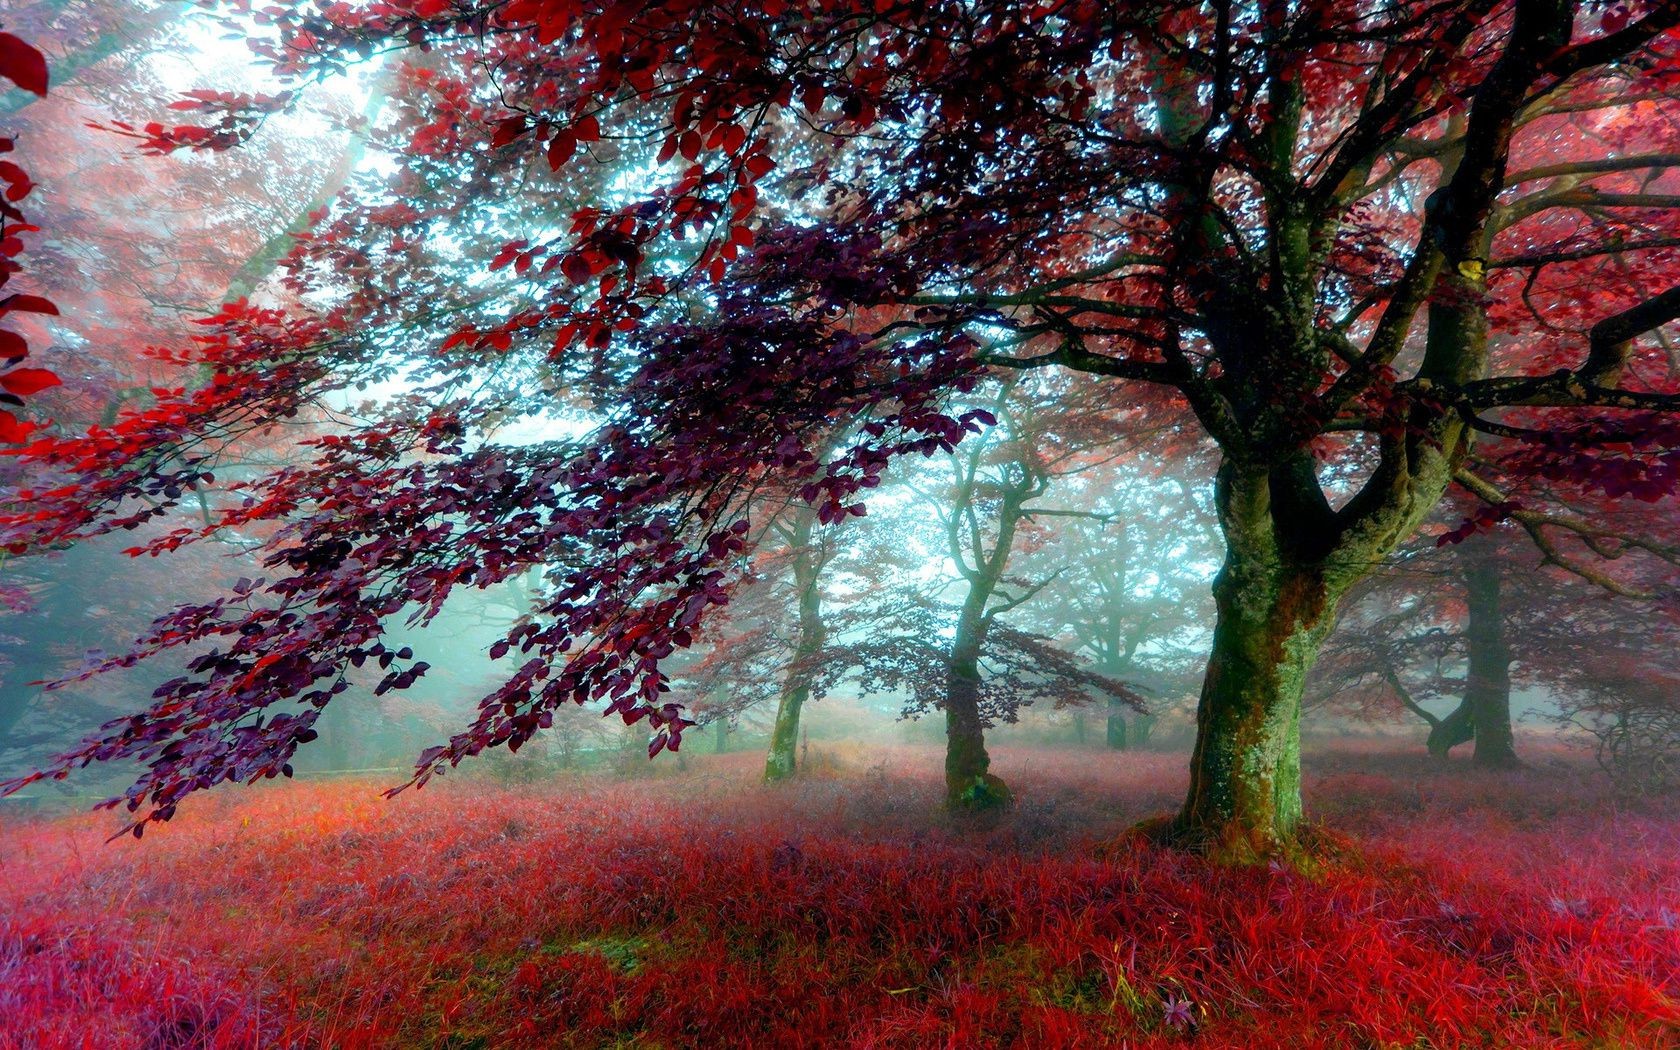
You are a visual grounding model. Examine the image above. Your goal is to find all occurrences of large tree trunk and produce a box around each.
[1172,467,1342,861]
[764,515,824,783]
[1463,550,1518,768]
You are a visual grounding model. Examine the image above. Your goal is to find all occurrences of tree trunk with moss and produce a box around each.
[1171,466,1347,859]
[945,588,1010,807]
[764,509,824,783]
[939,441,1035,810]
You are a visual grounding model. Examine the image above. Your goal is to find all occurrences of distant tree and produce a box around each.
[848,380,1143,804]
[1021,436,1218,751]
[676,504,841,783]
[1316,465,1680,768]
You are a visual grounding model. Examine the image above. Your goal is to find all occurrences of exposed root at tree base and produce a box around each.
[1100,814,1357,873]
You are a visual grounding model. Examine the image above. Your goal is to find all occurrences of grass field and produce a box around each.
[2,741,1676,1048]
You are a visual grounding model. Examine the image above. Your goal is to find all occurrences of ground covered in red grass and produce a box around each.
[1,742,1676,1049]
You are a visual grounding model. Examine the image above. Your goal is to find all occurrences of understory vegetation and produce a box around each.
[3,742,1675,1050]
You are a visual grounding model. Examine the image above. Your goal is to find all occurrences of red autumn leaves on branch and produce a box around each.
[0,27,58,444]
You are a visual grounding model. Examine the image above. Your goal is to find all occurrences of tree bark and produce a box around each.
[1425,699,1474,758]
[763,511,823,783]
[944,590,1009,807]
[1172,466,1343,861]
[1463,550,1519,768]
[1105,697,1129,750]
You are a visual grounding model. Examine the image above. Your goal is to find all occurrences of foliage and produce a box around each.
[0,25,57,443]
[818,596,1145,729]
[2,744,1677,1048]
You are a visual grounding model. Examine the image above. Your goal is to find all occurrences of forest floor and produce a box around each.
[0,740,1676,1049]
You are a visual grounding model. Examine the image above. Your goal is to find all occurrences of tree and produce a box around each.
[1312,528,1524,764]
[0,5,370,771]
[1316,418,1680,768]
[6,2,1680,861]
[900,379,1133,806]
[676,503,841,783]
[1021,435,1218,751]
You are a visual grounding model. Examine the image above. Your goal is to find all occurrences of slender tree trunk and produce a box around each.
[713,715,728,754]
[1133,712,1157,747]
[1463,550,1518,768]
[944,591,1008,807]
[944,598,987,793]
[1105,697,1129,749]
[1172,467,1342,861]
[1,544,103,759]
[317,693,356,770]
[0,643,52,754]
[764,514,823,783]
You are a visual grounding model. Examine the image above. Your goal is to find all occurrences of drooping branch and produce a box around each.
[1452,468,1671,598]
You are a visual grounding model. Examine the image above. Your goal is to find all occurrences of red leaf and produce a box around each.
[560,254,590,284]
[0,409,33,443]
[490,116,527,149]
[489,239,529,271]
[0,367,58,396]
[0,294,57,317]
[547,131,577,171]
[0,34,48,97]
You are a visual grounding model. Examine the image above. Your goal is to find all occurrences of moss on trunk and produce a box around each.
[1174,567,1337,861]
[1171,465,1348,862]
[944,599,1010,808]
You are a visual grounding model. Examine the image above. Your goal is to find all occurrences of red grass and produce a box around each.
[2,743,1676,1048]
